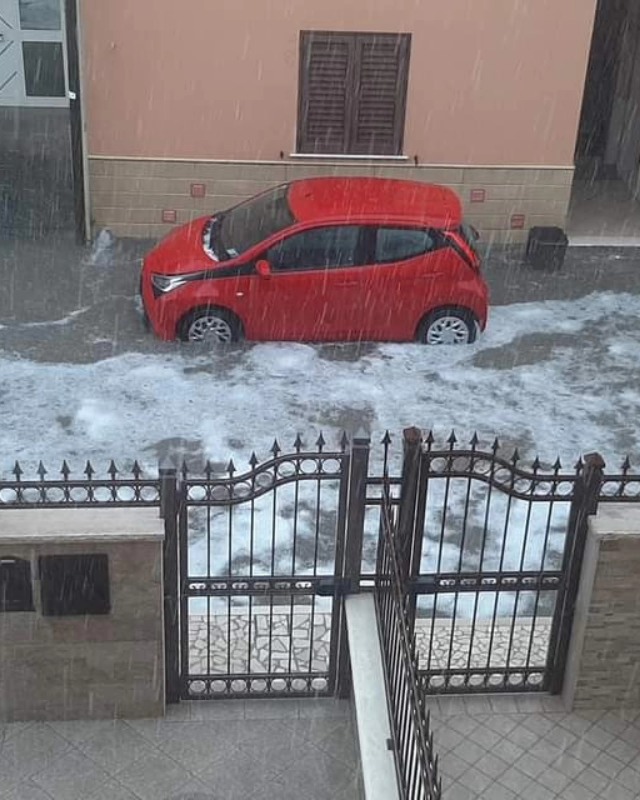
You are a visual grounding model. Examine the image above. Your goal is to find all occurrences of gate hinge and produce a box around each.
[316,577,355,597]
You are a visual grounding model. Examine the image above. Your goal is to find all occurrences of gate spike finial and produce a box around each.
[180,459,189,479]
[470,432,479,449]
[511,448,520,464]
[425,430,435,447]
[340,431,349,452]
[552,456,562,472]
[531,456,541,472]
[491,437,500,454]
[226,458,236,476]
[37,460,47,480]
[107,459,118,480]
[381,430,392,446]
[622,455,631,474]
[84,460,94,479]
[316,432,326,452]
[204,459,213,478]
[270,438,281,457]
[12,461,23,480]
[574,456,583,473]
[447,429,457,447]
[60,460,71,480]
[132,460,142,479]
[249,451,259,469]
[293,433,303,452]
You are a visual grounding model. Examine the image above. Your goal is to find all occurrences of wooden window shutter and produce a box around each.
[297,33,352,154]
[298,32,411,156]
[351,34,411,156]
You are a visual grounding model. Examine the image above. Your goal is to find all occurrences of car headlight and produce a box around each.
[151,273,192,295]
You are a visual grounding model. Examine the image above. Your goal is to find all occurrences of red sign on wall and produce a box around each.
[470,188,486,203]
[162,209,177,224]
[510,214,526,229]
[191,183,206,198]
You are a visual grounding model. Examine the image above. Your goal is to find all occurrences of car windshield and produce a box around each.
[218,185,296,258]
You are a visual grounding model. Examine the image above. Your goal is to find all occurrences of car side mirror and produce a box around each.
[256,259,272,278]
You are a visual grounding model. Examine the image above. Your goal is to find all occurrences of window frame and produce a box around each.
[296,30,411,156]
[265,224,369,274]
[373,226,442,265]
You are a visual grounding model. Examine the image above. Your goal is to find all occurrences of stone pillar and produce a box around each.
[0,508,165,721]
[563,504,640,710]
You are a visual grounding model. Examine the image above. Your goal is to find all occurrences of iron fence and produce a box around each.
[2,431,640,707]
[375,476,441,800]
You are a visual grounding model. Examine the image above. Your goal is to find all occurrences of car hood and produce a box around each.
[144,215,212,275]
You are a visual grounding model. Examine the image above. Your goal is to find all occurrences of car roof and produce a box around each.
[286,177,462,228]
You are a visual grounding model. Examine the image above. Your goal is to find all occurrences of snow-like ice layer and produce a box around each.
[2,291,637,618]
[1,292,638,476]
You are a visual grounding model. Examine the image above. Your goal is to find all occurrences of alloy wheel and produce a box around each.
[425,315,471,345]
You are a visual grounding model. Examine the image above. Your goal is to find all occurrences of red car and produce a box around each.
[140,177,488,345]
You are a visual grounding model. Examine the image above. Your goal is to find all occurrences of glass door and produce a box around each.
[0,0,68,106]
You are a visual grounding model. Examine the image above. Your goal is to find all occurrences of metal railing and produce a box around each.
[375,477,441,800]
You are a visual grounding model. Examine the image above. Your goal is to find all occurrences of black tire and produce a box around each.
[417,307,478,345]
[177,307,243,344]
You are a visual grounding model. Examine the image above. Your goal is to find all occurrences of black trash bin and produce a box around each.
[525,226,569,270]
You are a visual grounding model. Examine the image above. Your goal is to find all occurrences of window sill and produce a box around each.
[289,153,409,161]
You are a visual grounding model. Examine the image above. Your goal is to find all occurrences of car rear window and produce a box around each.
[375,228,435,263]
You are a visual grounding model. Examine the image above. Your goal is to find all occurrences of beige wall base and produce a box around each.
[0,509,165,722]
[563,505,640,711]
[88,157,574,245]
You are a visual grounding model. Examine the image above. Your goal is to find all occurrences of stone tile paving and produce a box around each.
[188,611,333,675]
[429,694,640,800]
[188,612,551,680]
[0,699,363,800]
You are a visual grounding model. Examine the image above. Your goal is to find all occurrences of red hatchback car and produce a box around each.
[140,177,489,345]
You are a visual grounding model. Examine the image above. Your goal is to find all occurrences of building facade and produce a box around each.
[8,1,640,244]
[75,0,601,243]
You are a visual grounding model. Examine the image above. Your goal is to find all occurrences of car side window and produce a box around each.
[375,227,436,263]
[267,226,362,272]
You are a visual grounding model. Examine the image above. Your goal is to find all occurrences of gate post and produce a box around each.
[335,435,370,699]
[397,428,428,633]
[159,464,181,704]
[548,452,605,694]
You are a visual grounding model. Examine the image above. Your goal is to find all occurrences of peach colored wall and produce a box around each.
[80,0,597,166]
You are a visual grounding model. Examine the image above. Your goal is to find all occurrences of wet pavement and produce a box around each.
[0,233,638,364]
[0,233,639,475]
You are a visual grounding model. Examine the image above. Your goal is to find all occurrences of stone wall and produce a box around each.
[0,508,165,721]
[563,504,640,710]
[88,157,574,244]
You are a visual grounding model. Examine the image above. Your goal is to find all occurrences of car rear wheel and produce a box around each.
[418,308,478,345]
[178,308,242,344]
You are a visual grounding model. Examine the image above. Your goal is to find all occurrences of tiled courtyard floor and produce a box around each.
[431,694,640,800]
[0,699,363,800]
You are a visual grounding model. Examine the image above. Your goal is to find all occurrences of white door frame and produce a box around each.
[0,0,69,107]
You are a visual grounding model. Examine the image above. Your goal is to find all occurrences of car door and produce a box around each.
[355,227,444,340]
[248,225,366,341]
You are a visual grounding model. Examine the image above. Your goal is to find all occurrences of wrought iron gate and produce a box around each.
[389,429,606,695]
[164,436,370,700]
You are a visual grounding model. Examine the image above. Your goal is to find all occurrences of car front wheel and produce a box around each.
[178,308,242,344]
[418,308,478,345]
